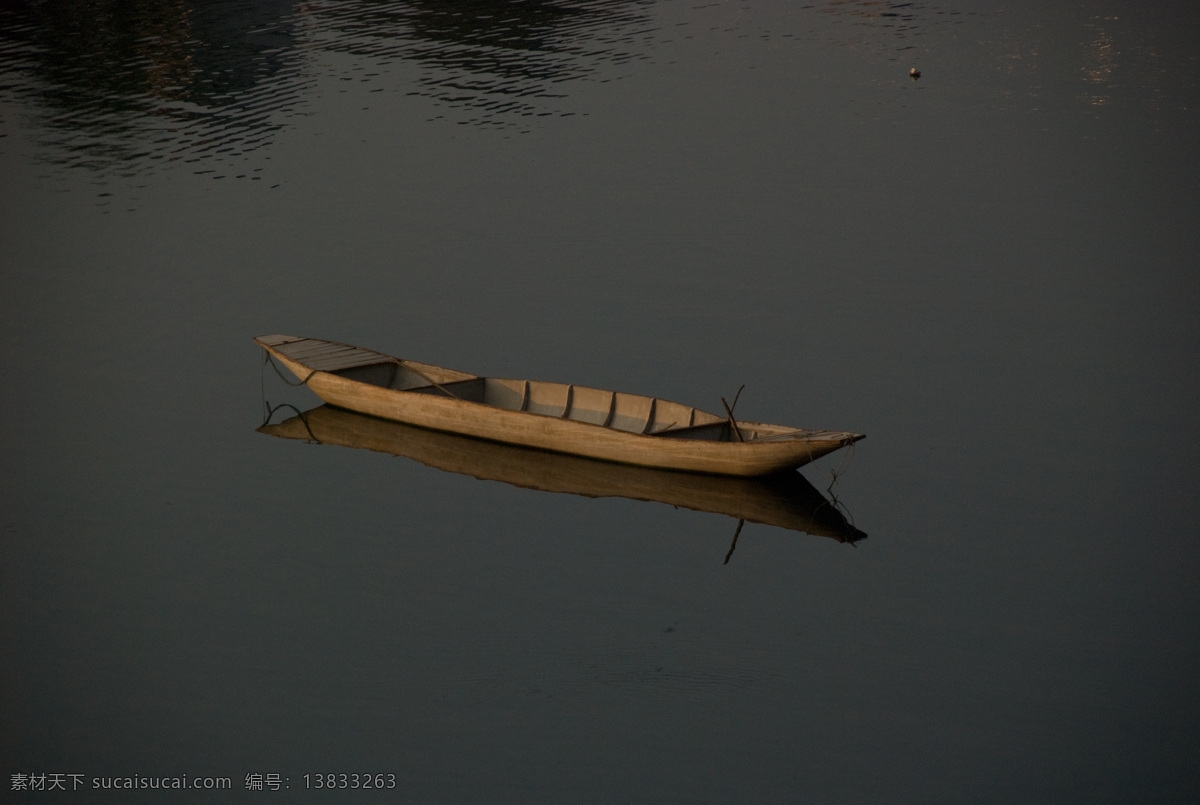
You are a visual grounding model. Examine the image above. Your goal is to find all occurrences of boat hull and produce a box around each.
[255,334,863,477]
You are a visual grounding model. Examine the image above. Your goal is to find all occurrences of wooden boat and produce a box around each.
[254,334,864,477]
[258,404,867,544]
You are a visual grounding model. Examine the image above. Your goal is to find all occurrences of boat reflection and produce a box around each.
[258,404,866,552]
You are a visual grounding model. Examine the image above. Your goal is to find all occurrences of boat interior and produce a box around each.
[333,361,764,441]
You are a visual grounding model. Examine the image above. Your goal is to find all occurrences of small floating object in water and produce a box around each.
[910,68,921,79]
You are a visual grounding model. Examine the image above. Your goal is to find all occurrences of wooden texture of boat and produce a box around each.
[254,334,864,477]
[258,404,866,544]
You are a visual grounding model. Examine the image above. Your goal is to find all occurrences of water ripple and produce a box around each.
[300,0,657,128]
[0,0,309,182]
[2,0,1193,190]
[0,0,657,183]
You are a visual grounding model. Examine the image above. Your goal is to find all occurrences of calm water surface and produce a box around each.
[3,1,1199,801]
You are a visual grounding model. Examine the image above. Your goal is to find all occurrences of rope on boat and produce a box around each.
[822,440,859,533]
[825,438,857,494]
[259,352,319,435]
[263,351,316,386]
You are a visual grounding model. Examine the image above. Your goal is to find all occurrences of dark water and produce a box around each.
[3,1,1199,801]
